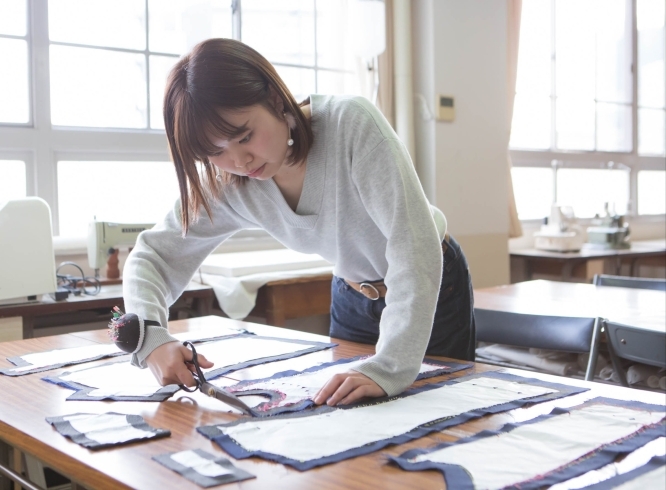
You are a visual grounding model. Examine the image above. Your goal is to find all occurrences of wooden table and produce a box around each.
[249,273,333,326]
[1,316,664,490]
[474,279,666,332]
[510,239,666,283]
[0,283,215,339]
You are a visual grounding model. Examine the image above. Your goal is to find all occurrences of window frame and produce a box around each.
[510,0,666,224]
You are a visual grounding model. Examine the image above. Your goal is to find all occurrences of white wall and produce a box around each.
[412,0,511,287]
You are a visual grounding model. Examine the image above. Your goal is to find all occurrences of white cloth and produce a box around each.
[409,405,664,490]
[216,376,555,462]
[198,266,332,320]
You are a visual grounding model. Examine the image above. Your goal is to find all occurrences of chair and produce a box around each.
[475,309,603,381]
[604,319,666,388]
[593,274,666,291]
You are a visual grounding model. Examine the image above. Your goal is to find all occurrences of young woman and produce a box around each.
[123,38,475,407]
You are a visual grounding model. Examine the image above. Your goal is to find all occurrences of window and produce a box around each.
[0,160,27,201]
[0,1,369,238]
[511,0,666,221]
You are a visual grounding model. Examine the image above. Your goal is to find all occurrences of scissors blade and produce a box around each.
[200,382,254,416]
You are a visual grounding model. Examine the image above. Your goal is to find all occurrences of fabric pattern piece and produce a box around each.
[581,455,666,490]
[0,325,246,376]
[152,449,255,487]
[220,356,472,416]
[46,412,170,450]
[43,334,336,401]
[198,371,587,470]
[391,398,666,490]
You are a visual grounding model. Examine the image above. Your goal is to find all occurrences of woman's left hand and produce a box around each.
[313,371,386,406]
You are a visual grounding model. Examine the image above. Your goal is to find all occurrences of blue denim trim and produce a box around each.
[329,234,476,361]
[225,356,472,416]
[197,371,588,471]
[582,455,666,490]
[390,397,666,490]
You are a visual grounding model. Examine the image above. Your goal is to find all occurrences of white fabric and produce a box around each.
[64,413,151,444]
[613,466,666,490]
[198,266,332,320]
[551,437,666,490]
[10,344,119,373]
[170,450,233,477]
[217,376,555,462]
[59,336,320,397]
[476,344,579,376]
[221,359,445,410]
[410,405,664,490]
[5,325,241,375]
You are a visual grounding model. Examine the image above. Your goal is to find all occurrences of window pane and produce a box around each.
[50,45,147,128]
[57,161,179,237]
[274,66,315,102]
[556,168,629,218]
[638,108,666,156]
[596,102,632,152]
[555,0,596,100]
[510,94,551,149]
[511,167,554,220]
[317,0,355,71]
[0,0,27,36]
[638,170,666,215]
[0,38,29,123]
[317,70,362,96]
[149,55,179,129]
[556,97,595,150]
[0,160,27,201]
[595,0,632,104]
[242,0,315,67]
[515,0,550,97]
[148,0,232,55]
[638,0,666,108]
[48,0,145,50]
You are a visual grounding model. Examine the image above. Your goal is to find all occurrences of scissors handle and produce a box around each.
[180,341,205,392]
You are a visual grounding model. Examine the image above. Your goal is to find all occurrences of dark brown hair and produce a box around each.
[163,38,313,234]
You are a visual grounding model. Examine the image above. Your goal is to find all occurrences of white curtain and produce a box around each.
[507,0,523,238]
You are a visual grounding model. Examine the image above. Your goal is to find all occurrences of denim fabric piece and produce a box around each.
[46,412,170,450]
[390,398,666,490]
[153,449,255,487]
[197,371,587,471]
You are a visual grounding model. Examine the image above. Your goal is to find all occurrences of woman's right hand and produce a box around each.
[145,341,214,387]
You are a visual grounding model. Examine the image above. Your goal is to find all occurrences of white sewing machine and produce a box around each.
[0,198,57,304]
[533,205,585,252]
[87,221,154,275]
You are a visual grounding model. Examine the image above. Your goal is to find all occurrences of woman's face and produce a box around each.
[207,104,291,181]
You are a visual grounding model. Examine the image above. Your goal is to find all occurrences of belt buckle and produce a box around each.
[359,282,380,300]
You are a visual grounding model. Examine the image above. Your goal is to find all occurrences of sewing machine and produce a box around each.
[87,221,154,276]
[586,203,631,249]
[533,205,585,252]
[0,198,57,304]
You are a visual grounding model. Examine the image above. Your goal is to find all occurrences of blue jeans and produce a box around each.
[329,234,476,361]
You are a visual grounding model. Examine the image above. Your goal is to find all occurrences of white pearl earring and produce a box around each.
[283,111,294,147]
[215,167,222,182]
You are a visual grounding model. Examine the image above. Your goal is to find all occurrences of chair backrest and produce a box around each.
[605,321,666,368]
[593,274,666,291]
[475,309,597,353]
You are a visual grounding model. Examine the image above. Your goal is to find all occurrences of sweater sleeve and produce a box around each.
[122,197,244,367]
[351,137,443,396]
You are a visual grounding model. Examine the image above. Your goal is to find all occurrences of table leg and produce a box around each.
[265,288,286,327]
[11,447,20,490]
[21,316,34,340]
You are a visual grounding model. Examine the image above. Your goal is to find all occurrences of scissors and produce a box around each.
[179,341,254,416]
